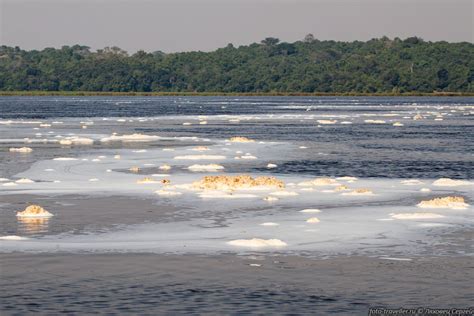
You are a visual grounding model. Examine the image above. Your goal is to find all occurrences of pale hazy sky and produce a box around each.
[1,0,472,53]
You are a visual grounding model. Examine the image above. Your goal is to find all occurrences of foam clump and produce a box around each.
[298,178,339,187]
[59,137,94,145]
[317,120,337,124]
[15,178,35,184]
[390,212,444,220]
[101,133,160,142]
[192,175,285,191]
[413,114,423,120]
[270,190,299,196]
[306,217,320,223]
[417,196,469,209]
[9,147,33,153]
[260,222,279,226]
[300,209,321,213]
[191,146,210,151]
[336,176,358,181]
[334,185,349,191]
[137,177,159,184]
[267,163,277,169]
[393,122,404,127]
[129,166,140,173]
[174,155,226,160]
[228,136,254,143]
[263,196,279,202]
[227,238,287,248]
[364,119,386,124]
[0,235,29,241]
[16,205,54,218]
[432,178,472,187]
[53,157,78,161]
[188,164,224,172]
[159,164,172,171]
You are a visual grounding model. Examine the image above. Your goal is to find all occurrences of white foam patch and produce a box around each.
[0,236,30,241]
[174,155,226,160]
[390,212,444,220]
[227,238,287,248]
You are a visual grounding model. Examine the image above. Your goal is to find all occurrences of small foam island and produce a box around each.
[191,146,210,151]
[393,122,404,127]
[136,177,159,184]
[317,120,337,124]
[413,114,423,120]
[417,196,469,209]
[16,205,54,218]
[227,238,287,248]
[15,178,35,184]
[155,189,182,196]
[364,119,386,124]
[159,164,172,170]
[59,137,94,145]
[192,175,285,190]
[188,164,224,172]
[391,212,444,219]
[432,178,472,187]
[0,235,30,241]
[9,147,33,153]
[306,217,320,223]
[100,133,160,142]
[228,136,255,143]
[174,155,226,160]
[334,185,349,191]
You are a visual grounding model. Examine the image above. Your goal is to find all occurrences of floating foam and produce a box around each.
[191,146,209,152]
[228,136,254,143]
[413,114,423,120]
[0,178,9,182]
[16,205,54,218]
[267,163,277,169]
[364,119,386,124]
[417,196,469,209]
[174,155,226,160]
[89,178,99,182]
[336,176,358,181]
[306,217,320,223]
[9,147,33,153]
[420,188,431,192]
[393,122,404,127]
[193,175,284,191]
[59,137,94,145]
[159,164,172,170]
[317,120,337,124]
[188,164,224,172]
[390,212,444,220]
[53,157,78,161]
[129,166,140,173]
[259,222,279,226]
[0,235,29,241]
[100,133,161,142]
[15,178,35,184]
[227,238,287,248]
[432,178,472,187]
[300,209,321,213]
[2,182,18,186]
[137,177,159,184]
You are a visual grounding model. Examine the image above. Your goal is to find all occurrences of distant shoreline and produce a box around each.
[1,91,473,97]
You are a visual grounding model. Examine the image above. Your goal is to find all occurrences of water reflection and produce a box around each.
[17,217,50,234]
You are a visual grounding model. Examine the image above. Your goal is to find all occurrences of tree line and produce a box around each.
[0,36,473,93]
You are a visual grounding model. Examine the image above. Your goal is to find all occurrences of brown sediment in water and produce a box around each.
[192,175,284,190]
[417,196,468,209]
[16,205,54,218]
[228,136,255,143]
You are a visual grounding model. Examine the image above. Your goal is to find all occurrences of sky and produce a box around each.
[1,0,472,53]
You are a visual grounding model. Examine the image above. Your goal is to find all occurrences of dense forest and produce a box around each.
[1,36,473,93]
